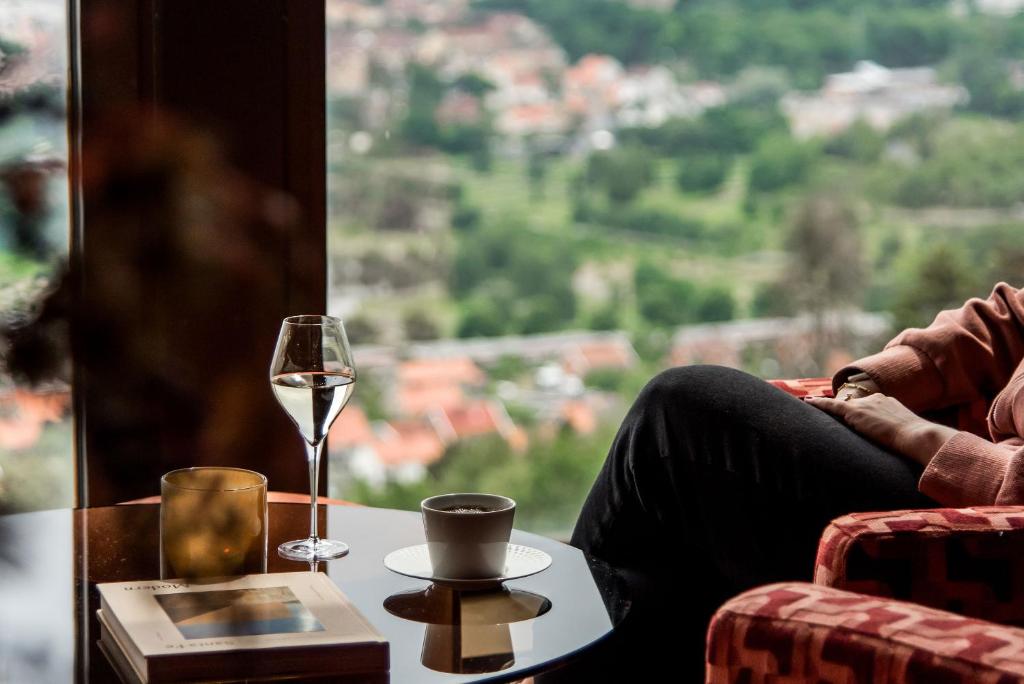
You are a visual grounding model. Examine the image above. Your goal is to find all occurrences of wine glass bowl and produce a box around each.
[270,315,356,561]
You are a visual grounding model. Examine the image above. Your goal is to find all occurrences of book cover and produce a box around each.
[97,572,388,682]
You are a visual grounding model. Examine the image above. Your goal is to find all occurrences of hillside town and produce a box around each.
[4,0,1024,518]
[326,0,976,155]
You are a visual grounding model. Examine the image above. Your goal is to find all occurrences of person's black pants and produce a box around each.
[567,365,934,679]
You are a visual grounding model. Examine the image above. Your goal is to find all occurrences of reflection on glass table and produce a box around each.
[385,584,552,675]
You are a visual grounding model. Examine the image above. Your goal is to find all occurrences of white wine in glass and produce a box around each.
[270,315,356,561]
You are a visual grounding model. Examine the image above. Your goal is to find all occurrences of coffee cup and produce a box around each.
[421,493,516,579]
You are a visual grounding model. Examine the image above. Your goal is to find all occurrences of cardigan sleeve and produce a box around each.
[917,433,1024,506]
[834,283,1024,413]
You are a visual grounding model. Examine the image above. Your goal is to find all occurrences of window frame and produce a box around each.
[69,0,328,506]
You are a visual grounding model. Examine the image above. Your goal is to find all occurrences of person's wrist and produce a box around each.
[895,421,957,467]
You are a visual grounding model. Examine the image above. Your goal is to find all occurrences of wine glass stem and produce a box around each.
[305,440,323,544]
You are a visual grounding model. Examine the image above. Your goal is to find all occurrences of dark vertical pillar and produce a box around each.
[72,0,327,506]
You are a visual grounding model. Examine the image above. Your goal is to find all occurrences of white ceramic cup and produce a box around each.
[421,493,516,579]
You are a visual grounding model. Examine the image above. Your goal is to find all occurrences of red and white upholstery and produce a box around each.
[706,378,1024,683]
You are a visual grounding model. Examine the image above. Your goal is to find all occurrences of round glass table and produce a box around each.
[0,502,629,683]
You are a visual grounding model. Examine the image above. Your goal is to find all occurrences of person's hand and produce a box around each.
[806,393,957,466]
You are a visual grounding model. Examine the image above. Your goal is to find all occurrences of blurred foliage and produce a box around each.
[477,0,1024,91]
[346,427,618,537]
[822,121,885,163]
[621,104,788,156]
[402,309,441,341]
[485,354,529,382]
[452,219,576,337]
[747,136,818,194]
[889,120,1024,207]
[585,146,656,205]
[676,153,732,194]
[695,285,737,323]
[0,419,74,515]
[891,242,980,330]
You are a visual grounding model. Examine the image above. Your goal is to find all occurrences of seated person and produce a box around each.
[571,282,1024,677]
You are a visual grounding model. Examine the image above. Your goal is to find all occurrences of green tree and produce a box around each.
[891,120,1024,207]
[344,314,380,345]
[865,10,954,67]
[634,261,696,328]
[457,296,509,338]
[951,46,1024,119]
[454,73,496,97]
[586,146,655,205]
[676,153,731,194]
[519,296,568,334]
[695,286,737,323]
[526,144,548,200]
[823,121,885,163]
[747,135,816,194]
[451,204,481,232]
[403,310,441,341]
[783,194,867,368]
[588,302,621,331]
[751,281,797,318]
[892,243,978,330]
[400,64,443,147]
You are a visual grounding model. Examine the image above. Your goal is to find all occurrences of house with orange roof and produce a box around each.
[559,398,598,435]
[431,399,528,452]
[495,102,568,137]
[561,338,638,378]
[435,91,483,127]
[341,417,448,488]
[563,54,624,117]
[328,404,375,449]
[394,356,485,416]
[0,386,71,451]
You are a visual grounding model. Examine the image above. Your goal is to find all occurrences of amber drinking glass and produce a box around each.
[159,467,268,579]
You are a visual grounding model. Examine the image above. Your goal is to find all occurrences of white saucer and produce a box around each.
[383,543,552,589]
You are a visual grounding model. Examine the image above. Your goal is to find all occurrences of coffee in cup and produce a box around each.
[421,493,516,579]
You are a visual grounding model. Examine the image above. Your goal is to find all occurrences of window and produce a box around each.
[325,0,1024,537]
[0,0,72,513]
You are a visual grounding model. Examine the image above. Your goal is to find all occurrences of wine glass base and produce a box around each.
[278,538,350,561]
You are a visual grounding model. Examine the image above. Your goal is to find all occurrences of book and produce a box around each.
[96,572,388,683]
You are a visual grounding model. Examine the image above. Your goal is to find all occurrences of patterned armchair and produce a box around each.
[705,379,1024,683]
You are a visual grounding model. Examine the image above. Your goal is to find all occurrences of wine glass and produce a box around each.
[270,315,356,560]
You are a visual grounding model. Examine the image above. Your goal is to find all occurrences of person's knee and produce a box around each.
[635,364,745,412]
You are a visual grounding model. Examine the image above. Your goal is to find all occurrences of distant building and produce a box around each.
[383,0,469,26]
[495,102,569,136]
[617,68,726,127]
[356,330,639,368]
[418,13,564,80]
[435,91,483,127]
[326,0,388,29]
[394,357,485,416]
[954,0,1024,15]
[669,312,892,377]
[0,386,70,450]
[336,332,641,485]
[563,54,624,124]
[782,61,967,139]
[561,339,639,378]
[343,416,448,487]
[431,400,526,449]
[332,398,526,488]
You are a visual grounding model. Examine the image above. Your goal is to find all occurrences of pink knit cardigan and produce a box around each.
[835,282,1024,506]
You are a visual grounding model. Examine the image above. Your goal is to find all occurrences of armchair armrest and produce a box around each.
[815,507,1024,625]
[706,582,1024,684]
